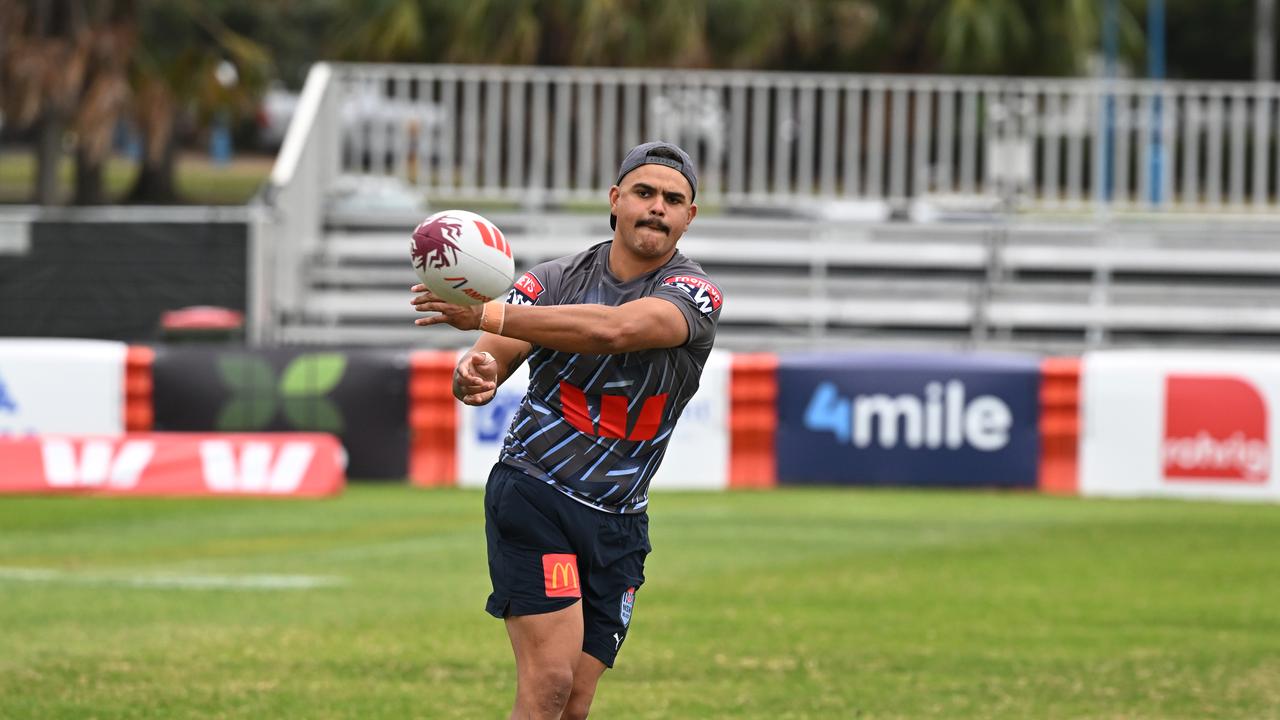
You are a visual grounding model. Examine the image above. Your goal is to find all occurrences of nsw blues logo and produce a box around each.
[661,275,723,316]
[506,271,545,306]
[619,586,636,627]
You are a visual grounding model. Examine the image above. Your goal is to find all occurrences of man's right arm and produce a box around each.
[453,333,533,406]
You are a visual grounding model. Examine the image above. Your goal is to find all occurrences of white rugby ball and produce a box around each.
[409,209,515,306]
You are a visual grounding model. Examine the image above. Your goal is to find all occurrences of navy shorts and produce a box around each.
[484,462,650,668]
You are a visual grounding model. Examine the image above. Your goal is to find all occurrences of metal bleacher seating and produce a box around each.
[256,63,1280,353]
[278,208,1280,354]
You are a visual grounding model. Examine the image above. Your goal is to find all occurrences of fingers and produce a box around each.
[410,285,446,305]
[458,379,495,395]
[412,300,448,314]
[410,285,483,331]
[409,289,460,314]
[459,352,496,386]
[410,293,443,311]
[451,351,498,405]
[414,315,450,326]
[460,378,481,393]
[413,307,463,327]
[455,363,496,405]
[461,387,497,406]
[411,294,461,317]
[459,385,496,402]
[455,364,493,389]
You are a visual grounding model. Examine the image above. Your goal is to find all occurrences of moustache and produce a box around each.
[635,218,670,234]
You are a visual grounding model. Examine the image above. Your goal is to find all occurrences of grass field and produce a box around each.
[0,150,273,205]
[2,486,1279,719]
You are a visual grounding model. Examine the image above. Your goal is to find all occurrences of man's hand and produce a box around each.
[411,284,484,330]
[454,350,499,405]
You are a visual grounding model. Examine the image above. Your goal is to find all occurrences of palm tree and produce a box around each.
[0,0,89,204]
[330,0,545,66]
[877,0,1143,76]
[328,0,433,63]
[326,0,880,71]
[125,0,270,203]
[548,0,877,70]
[72,1,135,205]
[564,0,711,67]
[702,0,879,71]
[448,0,544,65]
[0,0,271,205]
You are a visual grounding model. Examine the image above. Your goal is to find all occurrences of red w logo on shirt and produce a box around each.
[559,381,668,441]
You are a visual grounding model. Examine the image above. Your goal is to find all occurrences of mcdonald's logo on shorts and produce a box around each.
[542,553,581,598]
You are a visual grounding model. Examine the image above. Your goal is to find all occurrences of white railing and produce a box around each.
[327,63,1280,212]
[255,62,1280,344]
[253,63,340,342]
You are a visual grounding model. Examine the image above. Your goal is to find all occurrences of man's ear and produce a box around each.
[608,185,621,212]
[687,202,698,224]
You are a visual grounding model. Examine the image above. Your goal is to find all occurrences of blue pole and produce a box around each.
[1148,0,1166,206]
[1103,0,1118,203]
[211,111,233,166]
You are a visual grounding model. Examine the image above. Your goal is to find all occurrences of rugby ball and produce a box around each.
[409,210,515,305]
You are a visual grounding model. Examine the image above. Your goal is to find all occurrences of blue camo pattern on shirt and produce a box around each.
[498,241,721,514]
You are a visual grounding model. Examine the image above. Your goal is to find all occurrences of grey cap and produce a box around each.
[610,141,698,230]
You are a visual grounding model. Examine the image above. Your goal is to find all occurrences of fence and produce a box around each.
[320,63,1280,211]
[255,63,1280,344]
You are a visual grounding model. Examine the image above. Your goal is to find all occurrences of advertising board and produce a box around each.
[152,347,408,479]
[776,352,1041,487]
[0,339,127,436]
[0,433,345,497]
[1081,351,1280,502]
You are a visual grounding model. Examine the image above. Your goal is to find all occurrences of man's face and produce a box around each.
[609,164,697,260]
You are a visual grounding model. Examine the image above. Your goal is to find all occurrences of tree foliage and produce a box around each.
[322,0,1150,76]
[0,0,114,203]
[1,0,272,204]
[4,0,1272,206]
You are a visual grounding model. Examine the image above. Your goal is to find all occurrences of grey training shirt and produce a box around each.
[498,240,722,514]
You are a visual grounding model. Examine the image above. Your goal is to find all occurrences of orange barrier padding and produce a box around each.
[1039,356,1081,495]
[124,345,155,432]
[729,353,779,488]
[408,350,458,486]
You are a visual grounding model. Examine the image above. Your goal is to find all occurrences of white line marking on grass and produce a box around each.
[0,566,345,591]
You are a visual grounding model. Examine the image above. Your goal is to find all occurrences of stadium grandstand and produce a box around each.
[255,63,1280,354]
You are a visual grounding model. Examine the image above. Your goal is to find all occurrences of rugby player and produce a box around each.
[410,141,722,719]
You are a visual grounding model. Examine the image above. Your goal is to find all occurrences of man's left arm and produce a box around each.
[502,298,689,353]
[413,291,688,354]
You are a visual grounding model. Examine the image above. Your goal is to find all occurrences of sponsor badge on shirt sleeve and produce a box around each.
[661,275,723,316]
[507,271,545,306]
